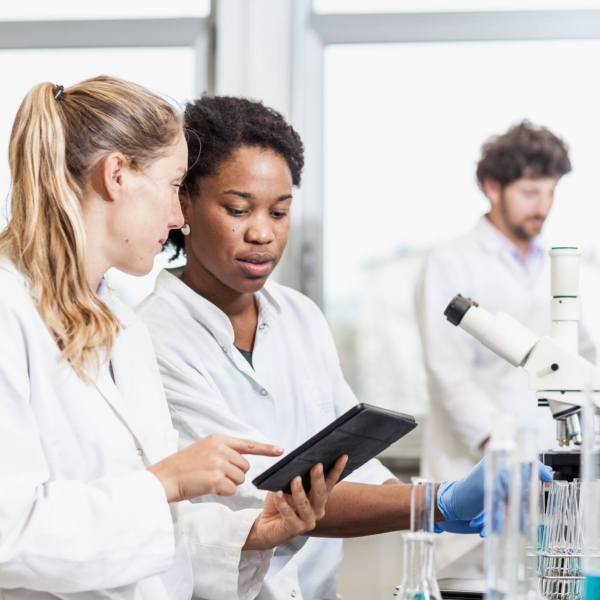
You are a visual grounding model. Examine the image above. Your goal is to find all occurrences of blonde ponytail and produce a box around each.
[0,76,182,381]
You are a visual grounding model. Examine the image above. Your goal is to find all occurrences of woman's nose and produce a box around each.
[169,200,185,230]
[246,217,274,244]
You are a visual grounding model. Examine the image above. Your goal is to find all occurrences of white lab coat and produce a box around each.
[415,217,595,566]
[0,258,273,600]
[136,270,395,600]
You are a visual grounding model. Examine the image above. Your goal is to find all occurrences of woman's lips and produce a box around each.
[236,254,275,277]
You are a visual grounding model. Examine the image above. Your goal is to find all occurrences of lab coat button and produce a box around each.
[260,389,268,396]
[291,591,297,598]
[221,346,228,353]
[137,448,143,456]
[258,323,266,330]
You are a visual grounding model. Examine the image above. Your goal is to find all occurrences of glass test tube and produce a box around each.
[411,477,435,534]
[395,532,441,600]
[486,418,541,600]
[396,477,439,599]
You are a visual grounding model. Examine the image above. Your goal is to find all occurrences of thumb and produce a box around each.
[539,463,553,483]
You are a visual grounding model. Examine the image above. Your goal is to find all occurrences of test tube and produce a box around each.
[399,477,439,600]
[486,420,542,600]
[410,477,434,534]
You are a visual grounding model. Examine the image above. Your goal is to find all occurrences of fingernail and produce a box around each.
[277,490,283,499]
[316,464,323,475]
[295,476,302,488]
[274,446,284,454]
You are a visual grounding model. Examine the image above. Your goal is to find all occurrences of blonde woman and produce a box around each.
[0,77,344,600]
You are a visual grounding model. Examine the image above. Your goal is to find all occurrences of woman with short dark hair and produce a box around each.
[138,95,550,600]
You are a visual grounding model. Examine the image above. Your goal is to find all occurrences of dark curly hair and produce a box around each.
[476,120,571,191]
[167,94,305,260]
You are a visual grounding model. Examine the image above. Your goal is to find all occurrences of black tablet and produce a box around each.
[252,403,417,493]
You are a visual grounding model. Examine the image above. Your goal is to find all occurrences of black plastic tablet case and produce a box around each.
[252,403,417,493]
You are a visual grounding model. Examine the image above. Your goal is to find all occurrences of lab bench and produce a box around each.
[438,544,485,600]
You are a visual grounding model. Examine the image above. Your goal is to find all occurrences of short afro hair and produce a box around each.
[167,94,304,260]
[476,120,571,191]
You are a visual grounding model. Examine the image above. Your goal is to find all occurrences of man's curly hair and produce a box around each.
[476,120,571,191]
[167,94,305,260]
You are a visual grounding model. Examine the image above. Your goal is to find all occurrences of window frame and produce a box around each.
[300,7,600,306]
[0,16,214,96]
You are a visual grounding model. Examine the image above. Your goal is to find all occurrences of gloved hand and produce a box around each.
[487,461,552,537]
[436,457,552,523]
[434,512,484,535]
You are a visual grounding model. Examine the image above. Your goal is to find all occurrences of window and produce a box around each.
[0,7,209,306]
[0,46,196,305]
[322,39,600,429]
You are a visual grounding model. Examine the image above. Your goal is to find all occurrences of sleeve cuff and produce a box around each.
[236,509,274,600]
[469,428,493,455]
[265,536,309,580]
[178,504,272,600]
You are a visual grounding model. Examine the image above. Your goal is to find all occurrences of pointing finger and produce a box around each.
[223,437,284,457]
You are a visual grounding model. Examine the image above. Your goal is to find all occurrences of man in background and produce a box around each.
[415,120,595,567]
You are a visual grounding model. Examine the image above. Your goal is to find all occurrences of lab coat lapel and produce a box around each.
[226,289,281,388]
[229,347,263,384]
[95,326,159,464]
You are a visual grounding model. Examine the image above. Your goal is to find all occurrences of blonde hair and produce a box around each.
[0,76,182,380]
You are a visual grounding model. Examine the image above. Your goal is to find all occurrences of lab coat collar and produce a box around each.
[154,269,282,347]
[474,216,546,258]
[474,216,546,286]
[254,282,283,329]
[0,256,29,286]
[0,257,152,458]
[0,257,133,328]
[100,279,134,329]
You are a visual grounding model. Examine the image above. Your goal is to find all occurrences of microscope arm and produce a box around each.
[520,336,597,418]
[444,294,599,445]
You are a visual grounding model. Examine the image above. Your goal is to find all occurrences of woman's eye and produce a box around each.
[272,210,288,219]
[227,208,246,216]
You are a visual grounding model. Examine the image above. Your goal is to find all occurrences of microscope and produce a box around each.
[444,247,599,480]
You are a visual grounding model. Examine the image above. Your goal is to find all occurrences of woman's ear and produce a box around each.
[99,152,129,202]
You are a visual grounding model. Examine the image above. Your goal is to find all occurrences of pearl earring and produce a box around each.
[181,223,191,236]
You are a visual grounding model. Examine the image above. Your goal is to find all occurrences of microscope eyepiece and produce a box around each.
[444,294,479,326]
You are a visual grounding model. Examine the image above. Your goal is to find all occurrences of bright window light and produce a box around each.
[0,47,195,306]
[314,0,600,12]
[323,40,600,418]
[0,0,210,20]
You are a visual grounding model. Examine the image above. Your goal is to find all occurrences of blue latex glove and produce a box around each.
[488,461,553,537]
[434,512,484,535]
[436,457,552,523]
[470,512,485,537]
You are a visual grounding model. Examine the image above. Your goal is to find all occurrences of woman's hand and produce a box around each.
[243,455,348,551]
[148,434,284,503]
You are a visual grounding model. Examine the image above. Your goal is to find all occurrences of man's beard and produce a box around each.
[510,222,536,242]
[500,194,543,242]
